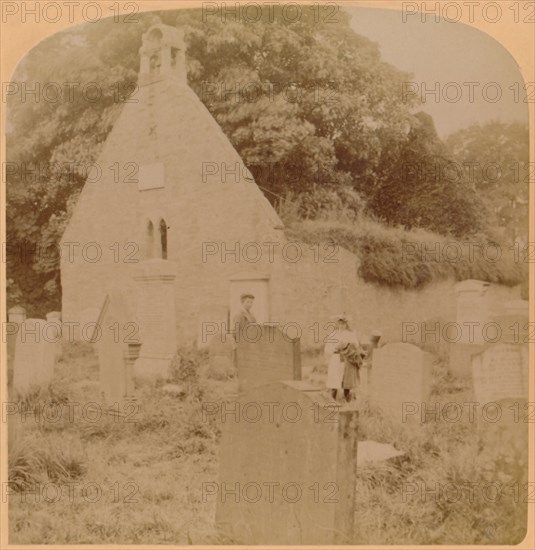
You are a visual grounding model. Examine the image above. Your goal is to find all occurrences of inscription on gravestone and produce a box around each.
[472,343,528,404]
[370,342,432,420]
[216,381,358,545]
[235,324,301,391]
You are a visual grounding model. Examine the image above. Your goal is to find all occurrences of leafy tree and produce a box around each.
[6,8,486,313]
[445,121,529,243]
[368,112,487,237]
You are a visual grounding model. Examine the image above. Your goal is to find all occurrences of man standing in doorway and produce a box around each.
[232,293,256,341]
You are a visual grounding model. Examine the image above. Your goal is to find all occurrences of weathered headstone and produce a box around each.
[472,344,529,449]
[13,319,56,395]
[369,342,432,420]
[472,343,528,404]
[454,279,491,344]
[216,381,358,545]
[133,259,177,379]
[235,324,301,391]
[95,292,139,405]
[8,305,26,324]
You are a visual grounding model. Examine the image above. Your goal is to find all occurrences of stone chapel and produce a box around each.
[60,23,358,347]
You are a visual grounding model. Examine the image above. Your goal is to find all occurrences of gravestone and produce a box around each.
[95,291,139,405]
[133,259,177,379]
[369,343,432,421]
[448,280,492,377]
[46,311,63,360]
[472,344,528,404]
[235,324,301,391]
[472,343,529,449]
[216,381,358,545]
[13,319,56,396]
[454,279,491,344]
[8,305,26,324]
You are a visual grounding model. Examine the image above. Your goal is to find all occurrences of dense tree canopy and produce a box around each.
[445,120,530,243]
[7,7,521,314]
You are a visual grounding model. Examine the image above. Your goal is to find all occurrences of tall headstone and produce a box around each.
[95,292,139,405]
[454,279,491,344]
[235,324,301,391]
[216,381,358,545]
[370,343,432,421]
[133,259,177,379]
[471,343,529,449]
[13,319,55,395]
[449,280,491,377]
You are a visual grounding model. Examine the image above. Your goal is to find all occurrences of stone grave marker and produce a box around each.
[133,259,177,379]
[8,305,26,324]
[13,319,56,396]
[216,381,358,545]
[454,279,491,344]
[472,343,528,404]
[472,343,529,449]
[235,323,301,391]
[369,342,432,421]
[95,291,139,406]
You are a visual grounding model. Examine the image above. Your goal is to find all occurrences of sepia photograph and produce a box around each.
[1,0,533,547]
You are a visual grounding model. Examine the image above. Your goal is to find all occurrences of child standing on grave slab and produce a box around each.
[325,314,360,402]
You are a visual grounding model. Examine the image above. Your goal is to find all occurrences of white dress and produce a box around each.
[325,329,359,389]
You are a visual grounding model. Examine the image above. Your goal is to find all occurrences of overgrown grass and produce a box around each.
[278,196,526,290]
[8,342,528,545]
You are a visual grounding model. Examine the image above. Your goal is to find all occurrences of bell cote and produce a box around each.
[139,24,186,86]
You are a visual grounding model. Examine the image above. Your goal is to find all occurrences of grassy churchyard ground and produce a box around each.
[8,342,528,545]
